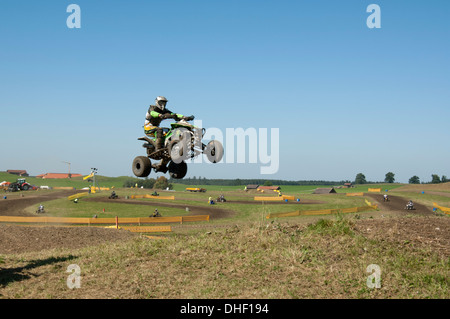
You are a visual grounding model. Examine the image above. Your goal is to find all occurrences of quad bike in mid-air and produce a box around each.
[132,117,224,179]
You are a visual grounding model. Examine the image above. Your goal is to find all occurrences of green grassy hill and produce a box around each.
[1,171,407,193]
[0,171,132,189]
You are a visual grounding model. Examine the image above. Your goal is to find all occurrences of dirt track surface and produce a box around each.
[84,197,236,220]
[0,224,137,254]
[366,193,434,216]
[354,216,449,257]
[84,197,322,219]
[0,190,445,255]
[0,190,79,217]
[0,190,139,255]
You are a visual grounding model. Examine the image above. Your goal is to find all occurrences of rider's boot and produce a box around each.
[153,159,169,173]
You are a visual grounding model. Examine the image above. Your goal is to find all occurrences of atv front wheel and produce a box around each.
[168,160,187,179]
[204,140,224,163]
[168,139,187,164]
[132,156,152,177]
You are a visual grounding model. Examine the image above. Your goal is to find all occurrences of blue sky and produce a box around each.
[0,0,449,183]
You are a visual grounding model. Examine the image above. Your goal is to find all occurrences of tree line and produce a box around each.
[354,172,448,184]
[124,173,448,189]
[123,176,173,189]
[167,177,352,186]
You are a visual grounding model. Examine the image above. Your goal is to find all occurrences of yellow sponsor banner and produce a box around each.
[83,173,94,180]
[0,215,209,225]
[433,202,450,214]
[255,195,296,201]
[119,226,172,233]
[181,215,210,222]
[91,187,110,191]
[346,192,364,196]
[368,188,381,192]
[68,192,89,201]
[255,196,284,201]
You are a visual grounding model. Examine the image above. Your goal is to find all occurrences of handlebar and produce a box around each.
[183,115,195,121]
[161,114,195,121]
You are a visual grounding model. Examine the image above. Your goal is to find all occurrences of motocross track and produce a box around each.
[83,197,323,219]
[0,190,138,254]
[365,193,434,216]
[0,190,79,217]
[84,196,236,220]
[0,190,444,254]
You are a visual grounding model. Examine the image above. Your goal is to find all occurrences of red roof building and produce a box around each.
[7,170,29,177]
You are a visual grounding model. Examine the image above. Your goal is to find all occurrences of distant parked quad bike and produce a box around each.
[7,183,19,192]
[132,118,224,179]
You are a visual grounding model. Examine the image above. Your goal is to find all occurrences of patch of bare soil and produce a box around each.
[354,216,450,257]
[0,224,138,254]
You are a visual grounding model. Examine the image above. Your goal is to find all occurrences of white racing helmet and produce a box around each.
[155,96,168,111]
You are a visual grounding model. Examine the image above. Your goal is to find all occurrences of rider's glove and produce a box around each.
[184,115,195,121]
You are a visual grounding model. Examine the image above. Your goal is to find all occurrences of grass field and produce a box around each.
[0,171,406,193]
[21,186,372,222]
[0,171,133,189]
[0,173,448,300]
[0,215,448,299]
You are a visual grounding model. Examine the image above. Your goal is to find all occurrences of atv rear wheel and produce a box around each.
[132,156,152,177]
[168,160,187,179]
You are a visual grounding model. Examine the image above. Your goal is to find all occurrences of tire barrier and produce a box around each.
[346,192,364,196]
